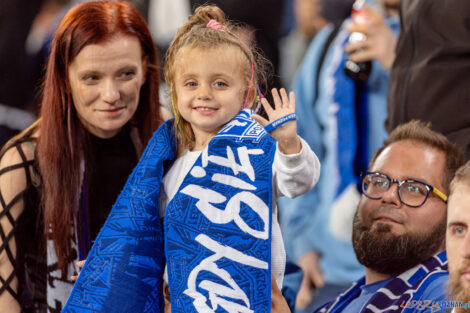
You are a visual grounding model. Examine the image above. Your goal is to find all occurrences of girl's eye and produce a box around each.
[185,81,197,87]
[215,81,227,87]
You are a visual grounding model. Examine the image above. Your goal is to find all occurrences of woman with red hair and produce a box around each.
[0,1,161,311]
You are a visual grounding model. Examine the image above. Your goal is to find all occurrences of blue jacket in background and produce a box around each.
[278,15,400,286]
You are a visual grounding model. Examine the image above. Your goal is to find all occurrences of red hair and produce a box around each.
[37,0,161,275]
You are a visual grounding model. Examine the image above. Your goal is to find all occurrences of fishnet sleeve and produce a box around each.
[0,142,35,311]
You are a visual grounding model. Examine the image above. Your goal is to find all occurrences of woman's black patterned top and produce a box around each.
[0,126,138,312]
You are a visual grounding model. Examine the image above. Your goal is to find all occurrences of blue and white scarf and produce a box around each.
[317,252,448,313]
[63,109,276,313]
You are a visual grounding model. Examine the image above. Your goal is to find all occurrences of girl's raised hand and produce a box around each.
[251,88,301,154]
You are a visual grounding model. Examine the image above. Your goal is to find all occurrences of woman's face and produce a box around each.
[68,34,146,138]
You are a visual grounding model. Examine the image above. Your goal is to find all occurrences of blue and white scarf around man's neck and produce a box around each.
[317,252,448,313]
[63,109,276,313]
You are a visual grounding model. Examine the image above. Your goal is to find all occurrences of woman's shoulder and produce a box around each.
[0,142,34,169]
[0,142,39,218]
[0,123,40,196]
[1,138,37,167]
[0,122,39,165]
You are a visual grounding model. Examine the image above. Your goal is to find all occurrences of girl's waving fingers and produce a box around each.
[289,91,295,110]
[251,88,294,125]
[251,88,301,154]
[272,88,283,109]
[279,88,290,109]
[260,96,274,117]
[271,88,293,110]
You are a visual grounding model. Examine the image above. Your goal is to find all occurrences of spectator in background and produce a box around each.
[273,121,464,313]
[314,121,463,312]
[319,0,354,22]
[0,0,88,148]
[278,0,399,311]
[24,0,79,110]
[295,0,328,41]
[0,0,43,146]
[279,0,328,87]
[0,1,161,311]
[387,0,470,160]
[279,0,358,97]
[446,161,470,313]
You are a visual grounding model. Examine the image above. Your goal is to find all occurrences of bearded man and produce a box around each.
[446,161,470,313]
[311,120,464,313]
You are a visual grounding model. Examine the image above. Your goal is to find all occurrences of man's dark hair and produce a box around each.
[370,120,464,192]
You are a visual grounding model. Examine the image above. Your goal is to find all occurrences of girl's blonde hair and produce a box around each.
[164,5,270,150]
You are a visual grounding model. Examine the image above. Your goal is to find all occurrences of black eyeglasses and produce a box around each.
[360,172,448,208]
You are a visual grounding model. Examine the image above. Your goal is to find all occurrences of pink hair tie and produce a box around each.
[206,19,225,30]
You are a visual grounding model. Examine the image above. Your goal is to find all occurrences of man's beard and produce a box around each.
[352,211,446,276]
[448,261,470,313]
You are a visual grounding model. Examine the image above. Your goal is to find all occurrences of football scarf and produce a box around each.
[63,109,276,313]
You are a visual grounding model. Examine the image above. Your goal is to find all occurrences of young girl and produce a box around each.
[64,5,320,313]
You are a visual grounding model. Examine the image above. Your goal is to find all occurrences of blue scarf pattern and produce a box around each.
[317,252,448,313]
[63,109,276,313]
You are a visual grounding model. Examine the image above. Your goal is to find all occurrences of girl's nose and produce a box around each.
[196,84,211,100]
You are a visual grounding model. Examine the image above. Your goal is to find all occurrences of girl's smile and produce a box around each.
[174,46,248,150]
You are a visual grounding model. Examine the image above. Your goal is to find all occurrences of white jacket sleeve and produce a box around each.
[272,137,320,199]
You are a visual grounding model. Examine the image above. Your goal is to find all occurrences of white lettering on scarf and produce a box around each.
[184,234,268,312]
[180,146,269,311]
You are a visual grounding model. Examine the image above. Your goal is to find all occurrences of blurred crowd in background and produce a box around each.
[1,0,469,312]
[0,0,355,147]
